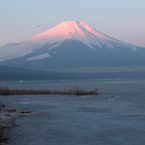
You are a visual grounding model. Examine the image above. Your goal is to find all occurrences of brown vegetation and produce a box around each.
[0,87,99,96]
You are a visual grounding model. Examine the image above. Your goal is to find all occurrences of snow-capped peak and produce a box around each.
[27,21,136,50]
[28,21,112,48]
[0,21,137,62]
[31,21,109,40]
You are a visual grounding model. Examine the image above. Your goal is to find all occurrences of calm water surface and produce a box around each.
[1,79,145,145]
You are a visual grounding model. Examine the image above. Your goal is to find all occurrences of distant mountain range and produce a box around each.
[1,65,145,81]
[0,21,145,73]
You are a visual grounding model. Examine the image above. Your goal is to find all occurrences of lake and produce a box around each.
[1,79,145,145]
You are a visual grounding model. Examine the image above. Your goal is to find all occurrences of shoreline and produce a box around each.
[0,100,39,144]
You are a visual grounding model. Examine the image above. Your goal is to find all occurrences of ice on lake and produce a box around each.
[1,79,145,145]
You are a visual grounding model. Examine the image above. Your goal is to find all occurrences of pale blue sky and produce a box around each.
[0,0,145,47]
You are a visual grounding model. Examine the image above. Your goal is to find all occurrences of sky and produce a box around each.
[0,0,145,47]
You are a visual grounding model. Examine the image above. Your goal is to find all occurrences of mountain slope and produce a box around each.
[0,21,145,71]
[29,21,136,49]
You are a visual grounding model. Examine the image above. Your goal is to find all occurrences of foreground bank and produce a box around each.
[0,100,38,144]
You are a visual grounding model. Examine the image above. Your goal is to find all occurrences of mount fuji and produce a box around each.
[0,21,145,71]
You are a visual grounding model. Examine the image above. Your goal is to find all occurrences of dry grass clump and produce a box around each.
[0,87,99,96]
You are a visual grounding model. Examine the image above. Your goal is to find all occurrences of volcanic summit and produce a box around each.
[0,21,145,71]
